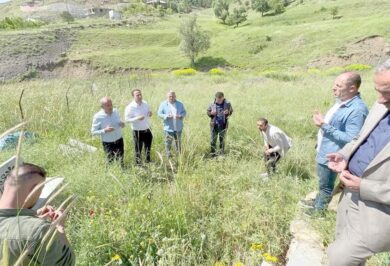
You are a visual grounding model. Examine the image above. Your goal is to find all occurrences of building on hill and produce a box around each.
[108,10,122,20]
[88,7,111,17]
[146,0,167,8]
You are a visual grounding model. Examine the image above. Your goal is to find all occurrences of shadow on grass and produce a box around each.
[194,56,230,71]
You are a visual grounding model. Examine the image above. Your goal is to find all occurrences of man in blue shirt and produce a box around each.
[157,91,187,157]
[207,92,233,156]
[326,59,390,266]
[91,97,125,166]
[303,72,368,215]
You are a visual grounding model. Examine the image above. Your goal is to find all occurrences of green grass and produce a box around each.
[65,0,390,70]
[0,69,386,265]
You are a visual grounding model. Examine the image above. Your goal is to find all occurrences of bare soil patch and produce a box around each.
[308,35,390,68]
[0,28,75,80]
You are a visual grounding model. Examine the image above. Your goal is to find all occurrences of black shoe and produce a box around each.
[299,198,315,209]
[303,207,325,218]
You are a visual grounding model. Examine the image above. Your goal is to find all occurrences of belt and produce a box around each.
[103,138,123,144]
[133,129,150,133]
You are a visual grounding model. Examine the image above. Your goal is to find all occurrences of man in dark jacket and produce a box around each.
[207,92,233,156]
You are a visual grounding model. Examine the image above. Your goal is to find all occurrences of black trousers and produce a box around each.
[102,138,124,166]
[132,129,153,164]
[211,126,226,155]
[264,145,281,174]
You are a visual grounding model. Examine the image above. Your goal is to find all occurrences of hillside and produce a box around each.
[1,0,390,80]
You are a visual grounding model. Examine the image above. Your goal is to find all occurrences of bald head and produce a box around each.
[344,72,361,89]
[167,90,176,103]
[333,72,361,101]
[100,96,113,115]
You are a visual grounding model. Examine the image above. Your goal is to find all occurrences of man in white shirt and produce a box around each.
[91,96,125,166]
[257,118,292,177]
[124,89,153,164]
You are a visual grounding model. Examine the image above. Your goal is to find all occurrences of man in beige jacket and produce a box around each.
[257,118,292,177]
[327,59,390,265]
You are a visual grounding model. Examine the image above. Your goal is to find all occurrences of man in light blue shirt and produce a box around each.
[303,72,368,216]
[91,97,125,166]
[157,91,186,157]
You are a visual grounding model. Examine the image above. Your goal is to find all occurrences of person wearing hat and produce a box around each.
[207,92,233,156]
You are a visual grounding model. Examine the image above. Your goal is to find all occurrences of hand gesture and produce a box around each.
[104,126,115,133]
[327,153,347,173]
[313,110,325,127]
[223,109,229,115]
[37,205,56,221]
[265,148,273,155]
[339,170,361,191]
[38,205,66,233]
[175,114,182,119]
[137,115,145,121]
[119,122,125,128]
[148,111,152,117]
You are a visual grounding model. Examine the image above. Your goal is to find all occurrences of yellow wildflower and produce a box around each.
[250,243,264,251]
[112,254,121,261]
[234,262,244,266]
[263,252,279,263]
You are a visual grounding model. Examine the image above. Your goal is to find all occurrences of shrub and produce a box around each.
[209,68,225,75]
[0,17,43,30]
[249,44,267,54]
[60,11,74,23]
[324,66,344,75]
[171,68,197,75]
[261,71,298,81]
[344,64,372,71]
[307,68,320,75]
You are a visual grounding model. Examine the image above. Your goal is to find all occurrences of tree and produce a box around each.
[251,0,270,16]
[178,16,210,66]
[269,0,285,14]
[213,0,230,24]
[226,6,247,27]
[330,7,339,19]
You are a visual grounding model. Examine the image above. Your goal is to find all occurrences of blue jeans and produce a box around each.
[165,131,182,157]
[314,163,338,210]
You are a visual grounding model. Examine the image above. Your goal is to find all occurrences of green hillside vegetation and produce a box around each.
[68,0,390,70]
[1,0,390,264]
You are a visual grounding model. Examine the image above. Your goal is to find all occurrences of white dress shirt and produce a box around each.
[91,108,123,143]
[262,124,292,157]
[316,98,352,152]
[124,100,151,130]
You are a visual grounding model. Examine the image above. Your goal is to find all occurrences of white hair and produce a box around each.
[376,58,390,73]
[100,96,111,105]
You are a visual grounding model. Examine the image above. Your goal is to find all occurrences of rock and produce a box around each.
[287,219,326,266]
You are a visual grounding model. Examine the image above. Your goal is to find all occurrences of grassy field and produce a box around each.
[1,69,387,265]
[1,0,390,265]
